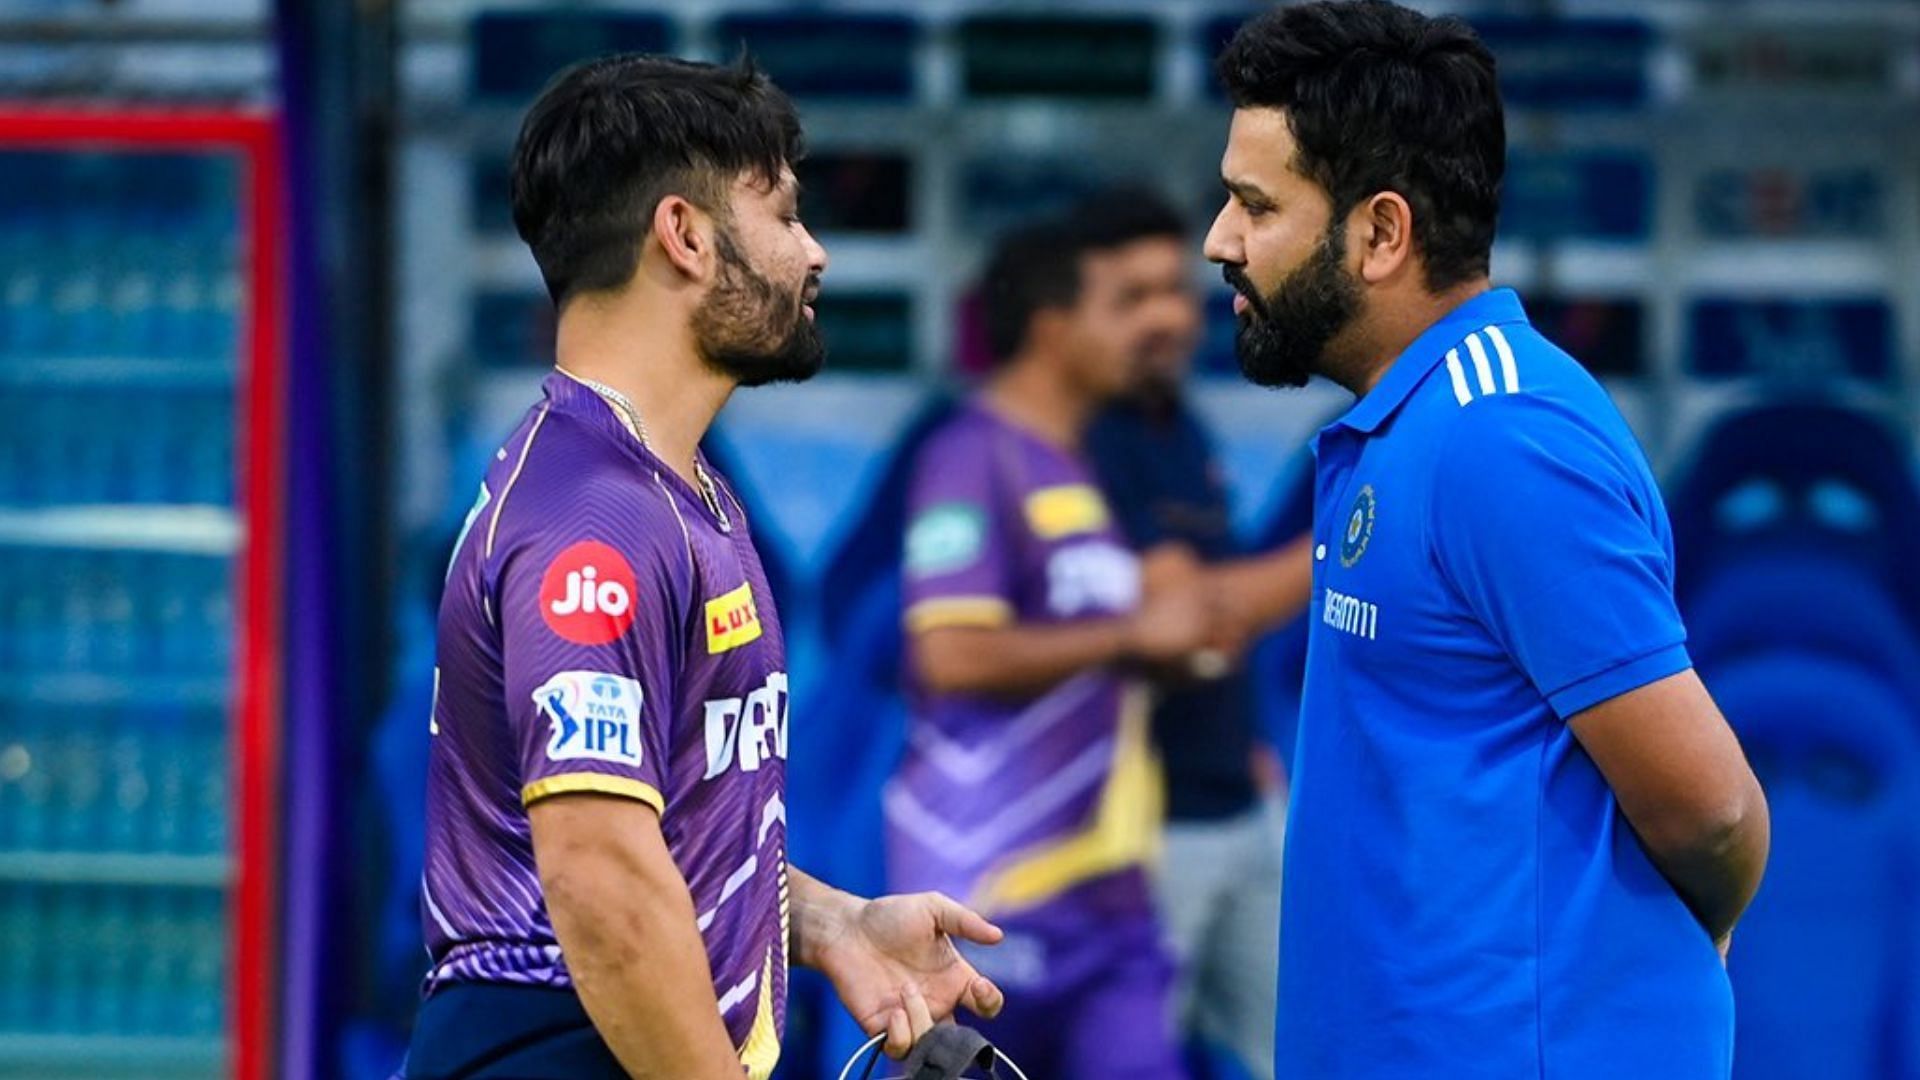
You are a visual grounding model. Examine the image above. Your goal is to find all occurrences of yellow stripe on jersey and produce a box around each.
[904,596,1015,633]
[969,685,1165,914]
[739,948,782,1079]
[521,773,665,813]
[1023,484,1111,540]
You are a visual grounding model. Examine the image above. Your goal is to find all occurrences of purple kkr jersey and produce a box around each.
[422,372,789,1076]
[886,399,1160,930]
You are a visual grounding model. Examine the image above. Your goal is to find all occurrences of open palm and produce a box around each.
[814,891,1007,1057]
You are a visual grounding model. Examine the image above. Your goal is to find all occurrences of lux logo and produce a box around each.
[705,582,764,654]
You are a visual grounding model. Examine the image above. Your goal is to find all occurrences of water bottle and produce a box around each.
[97,554,137,679]
[54,705,107,852]
[108,230,162,360]
[130,887,171,1034]
[0,884,31,1032]
[12,388,50,507]
[91,885,135,1033]
[69,389,116,506]
[149,705,188,854]
[14,884,52,1030]
[202,558,235,679]
[154,237,204,363]
[129,386,174,503]
[16,550,56,672]
[12,709,51,852]
[44,883,87,1032]
[193,720,228,855]
[187,391,234,507]
[56,552,96,676]
[0,702,22,848]
[183,889,224,1035]
[8,229,56,359]
[204,233,242,371]
[0,552,18,672]
[106,706,149,852]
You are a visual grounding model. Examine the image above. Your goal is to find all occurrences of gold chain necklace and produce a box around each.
[560,368,731,529]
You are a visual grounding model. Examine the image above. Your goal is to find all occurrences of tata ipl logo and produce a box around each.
[534,671,645,767]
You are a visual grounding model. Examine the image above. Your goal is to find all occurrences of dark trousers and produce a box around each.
[403,983,627,1079]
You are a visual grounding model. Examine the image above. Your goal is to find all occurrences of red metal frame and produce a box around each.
[0,108,284,1080]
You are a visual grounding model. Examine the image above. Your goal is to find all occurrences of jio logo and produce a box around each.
[540,540,639,645]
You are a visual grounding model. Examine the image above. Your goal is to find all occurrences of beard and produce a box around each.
[1224,221,1362,389]
[691,227,825,388]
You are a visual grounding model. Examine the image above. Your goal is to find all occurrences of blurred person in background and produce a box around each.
[1205,3,1769,1076]
[406,54,1006,1079]
[885,213,1226,1079]
[1076,189,1313,1080]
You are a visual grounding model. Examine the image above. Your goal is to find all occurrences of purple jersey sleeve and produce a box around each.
[498,475,690,813]
[902,421,1016,633]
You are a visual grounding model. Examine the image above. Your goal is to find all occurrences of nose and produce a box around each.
[1203,201,1241,266]
[801,224,828,276]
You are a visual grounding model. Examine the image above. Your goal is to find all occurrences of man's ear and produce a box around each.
[1354,191,1414,286]
[651,195,715,282]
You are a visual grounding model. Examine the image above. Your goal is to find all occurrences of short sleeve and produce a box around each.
[497,490,686,812]
[902,425,1016,633]
[1428,397,1690,719]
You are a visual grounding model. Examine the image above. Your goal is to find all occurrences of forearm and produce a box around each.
[911,620,1132,698]
[1208,533,1314,635]
[788,865,862,970]
[1569,670,1772,945]
[1638,783,1771,943]
[538,830,740,1077]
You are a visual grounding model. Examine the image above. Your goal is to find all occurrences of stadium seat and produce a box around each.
[1703,653,1920,1080]
[1668,399,1920,630]
[1686,548,1920,708]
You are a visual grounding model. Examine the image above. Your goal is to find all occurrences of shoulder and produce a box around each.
[908,407,1006,497]
[918,407,999,462]
[491,412,694,583]
[1419,323,1636,474]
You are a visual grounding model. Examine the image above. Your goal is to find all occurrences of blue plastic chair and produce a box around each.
[1668,399,1920,632]
[1704,653,1920,1080]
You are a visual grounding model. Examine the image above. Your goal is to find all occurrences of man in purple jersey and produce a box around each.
[885,217,1221,1078]
[406,55,1004,1079]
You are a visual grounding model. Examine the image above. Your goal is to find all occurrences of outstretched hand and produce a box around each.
[811,891,1006,1058]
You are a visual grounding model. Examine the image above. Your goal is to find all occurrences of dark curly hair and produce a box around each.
[1217,0,1504,291]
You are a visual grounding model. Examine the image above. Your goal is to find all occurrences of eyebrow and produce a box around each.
[1222,176,1274,206]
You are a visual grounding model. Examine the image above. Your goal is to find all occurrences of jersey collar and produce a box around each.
[1328,287,1529,437]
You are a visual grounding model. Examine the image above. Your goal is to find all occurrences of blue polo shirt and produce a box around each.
[1278,289,1733,1077]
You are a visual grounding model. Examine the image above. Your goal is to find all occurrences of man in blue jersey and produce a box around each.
[406,55,1003,1079]
[1204,4,1770,1076]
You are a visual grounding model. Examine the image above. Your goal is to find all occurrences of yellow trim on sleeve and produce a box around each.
[521,773,665,813]
[904,596,1016,633]
[969,684,1165,915]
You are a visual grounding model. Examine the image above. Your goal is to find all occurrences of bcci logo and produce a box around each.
[1340,485,1376,568]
